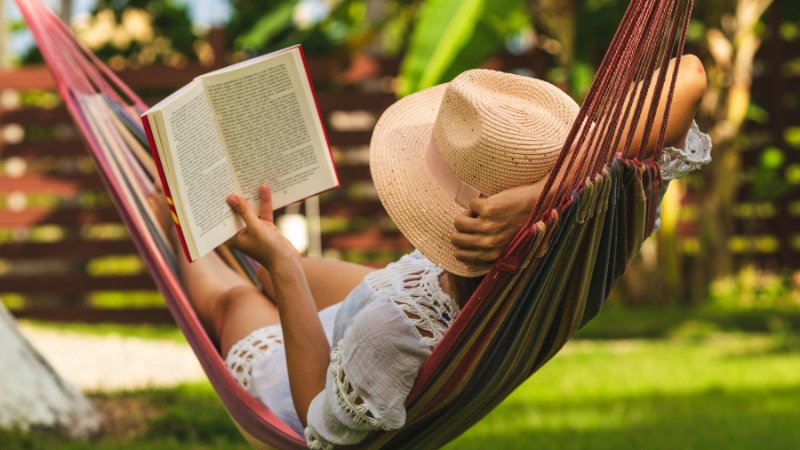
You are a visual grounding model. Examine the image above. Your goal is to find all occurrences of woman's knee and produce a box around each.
[210,284,272,338]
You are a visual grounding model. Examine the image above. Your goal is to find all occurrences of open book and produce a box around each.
[141,45,338,262]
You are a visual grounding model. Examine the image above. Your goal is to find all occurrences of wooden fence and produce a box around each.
[0,50,548,322]
[2,20,797,322]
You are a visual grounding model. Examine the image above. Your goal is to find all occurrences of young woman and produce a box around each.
[150,55,710,449]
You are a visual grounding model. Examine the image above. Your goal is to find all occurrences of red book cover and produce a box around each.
[297,45,340,190]
[141,114,194,262]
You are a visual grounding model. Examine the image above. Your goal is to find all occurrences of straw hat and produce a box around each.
[370,69,579,277]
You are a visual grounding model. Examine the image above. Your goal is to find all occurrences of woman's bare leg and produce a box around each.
[178,246,283,357]
[148,194,281,356]
[255,258,376,312]
[148,193,374,354]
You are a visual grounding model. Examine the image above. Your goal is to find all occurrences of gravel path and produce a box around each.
[19,324,206,392]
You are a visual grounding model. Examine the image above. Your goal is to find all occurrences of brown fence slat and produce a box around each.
[332,165,372,181]
[322,228,409,250]
[2,139,87,157]
[0,206,121,227]
[11,307,173,324]
[0,273,155,293]
[0,106,72,124]
[0,66,54,90]
[320,199,386,217]
[317,92,396,111]
[117,64,211,88]
[0,56,400,92]
[0,239,137,259]
[325,130,373,146]
[0,173,105,194]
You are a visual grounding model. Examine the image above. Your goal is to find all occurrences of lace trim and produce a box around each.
[365,251,460,348]
[660,120,712,180]
[224,324,283,394]
[327,347,389,430]
[305,428,334,450]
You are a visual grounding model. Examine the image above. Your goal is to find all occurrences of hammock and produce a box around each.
[17,0,692,448]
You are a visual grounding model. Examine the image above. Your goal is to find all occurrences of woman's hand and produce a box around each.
[226,184,300,270]
[451,182,544,265]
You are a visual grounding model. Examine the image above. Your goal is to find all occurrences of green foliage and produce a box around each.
[21,0,198,65]
[227,0,375,56]
[746,103,770,124]
[709,266,800,311]
[398,0,526,96]
[784,127,800,149]
[569,0,627,94]
[94,0,196,63]
[748,146,793,202]
[236,1,297,50]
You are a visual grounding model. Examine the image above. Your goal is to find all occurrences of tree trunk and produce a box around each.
[617,0,774,305]
[0,302,101,438]
[0,0,10,68]
[686,0,774,302]
[530,0,576,67]
[60,0,73,24]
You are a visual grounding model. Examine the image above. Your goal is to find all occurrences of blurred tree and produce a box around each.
[23,0,200,68]
[225,0,425,84]
[683,0,775,302]
[91,0,198,65]
[223,1,617,95]
[0,0,9,68]
[619,0,795,305]
[60,0,73,23]
[398,0,632,98]
[227,0,402,56]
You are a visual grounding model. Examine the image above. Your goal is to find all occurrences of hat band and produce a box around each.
[425,138,484,208]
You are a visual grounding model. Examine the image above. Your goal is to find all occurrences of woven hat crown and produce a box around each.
[431,69,579,195]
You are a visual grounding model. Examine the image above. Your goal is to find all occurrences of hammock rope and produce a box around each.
[17,0,692,448]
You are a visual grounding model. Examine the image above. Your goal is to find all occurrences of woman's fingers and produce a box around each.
[454,248,500,265]
[227,194,259,229]
[454,211,484,233]
[451,230,498,250]
[259,184,274,223]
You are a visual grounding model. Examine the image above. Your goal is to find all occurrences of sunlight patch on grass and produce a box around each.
[446,333,800,450]
[21,320,184,342]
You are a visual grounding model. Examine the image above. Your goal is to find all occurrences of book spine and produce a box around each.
[140,114,194,262]
[297,45,340,190]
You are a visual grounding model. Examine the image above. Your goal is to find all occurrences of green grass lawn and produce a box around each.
[445,332,800,450]
[3,308,799,449]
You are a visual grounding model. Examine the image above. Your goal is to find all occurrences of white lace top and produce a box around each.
[660,120,713,181]
[304,251,457,449]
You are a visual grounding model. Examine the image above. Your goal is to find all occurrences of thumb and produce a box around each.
[259,184,274,223]
[227,194,259,228]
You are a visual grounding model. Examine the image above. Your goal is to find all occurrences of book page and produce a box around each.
[157,80,242,258]
[202,48,337,210]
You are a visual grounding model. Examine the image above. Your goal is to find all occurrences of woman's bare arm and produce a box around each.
[452,55,708,266]
[226,185,329,425]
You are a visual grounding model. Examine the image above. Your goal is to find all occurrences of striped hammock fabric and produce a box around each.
[16,0,692,448]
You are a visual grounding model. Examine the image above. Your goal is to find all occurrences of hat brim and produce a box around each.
[370,84,491,277]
